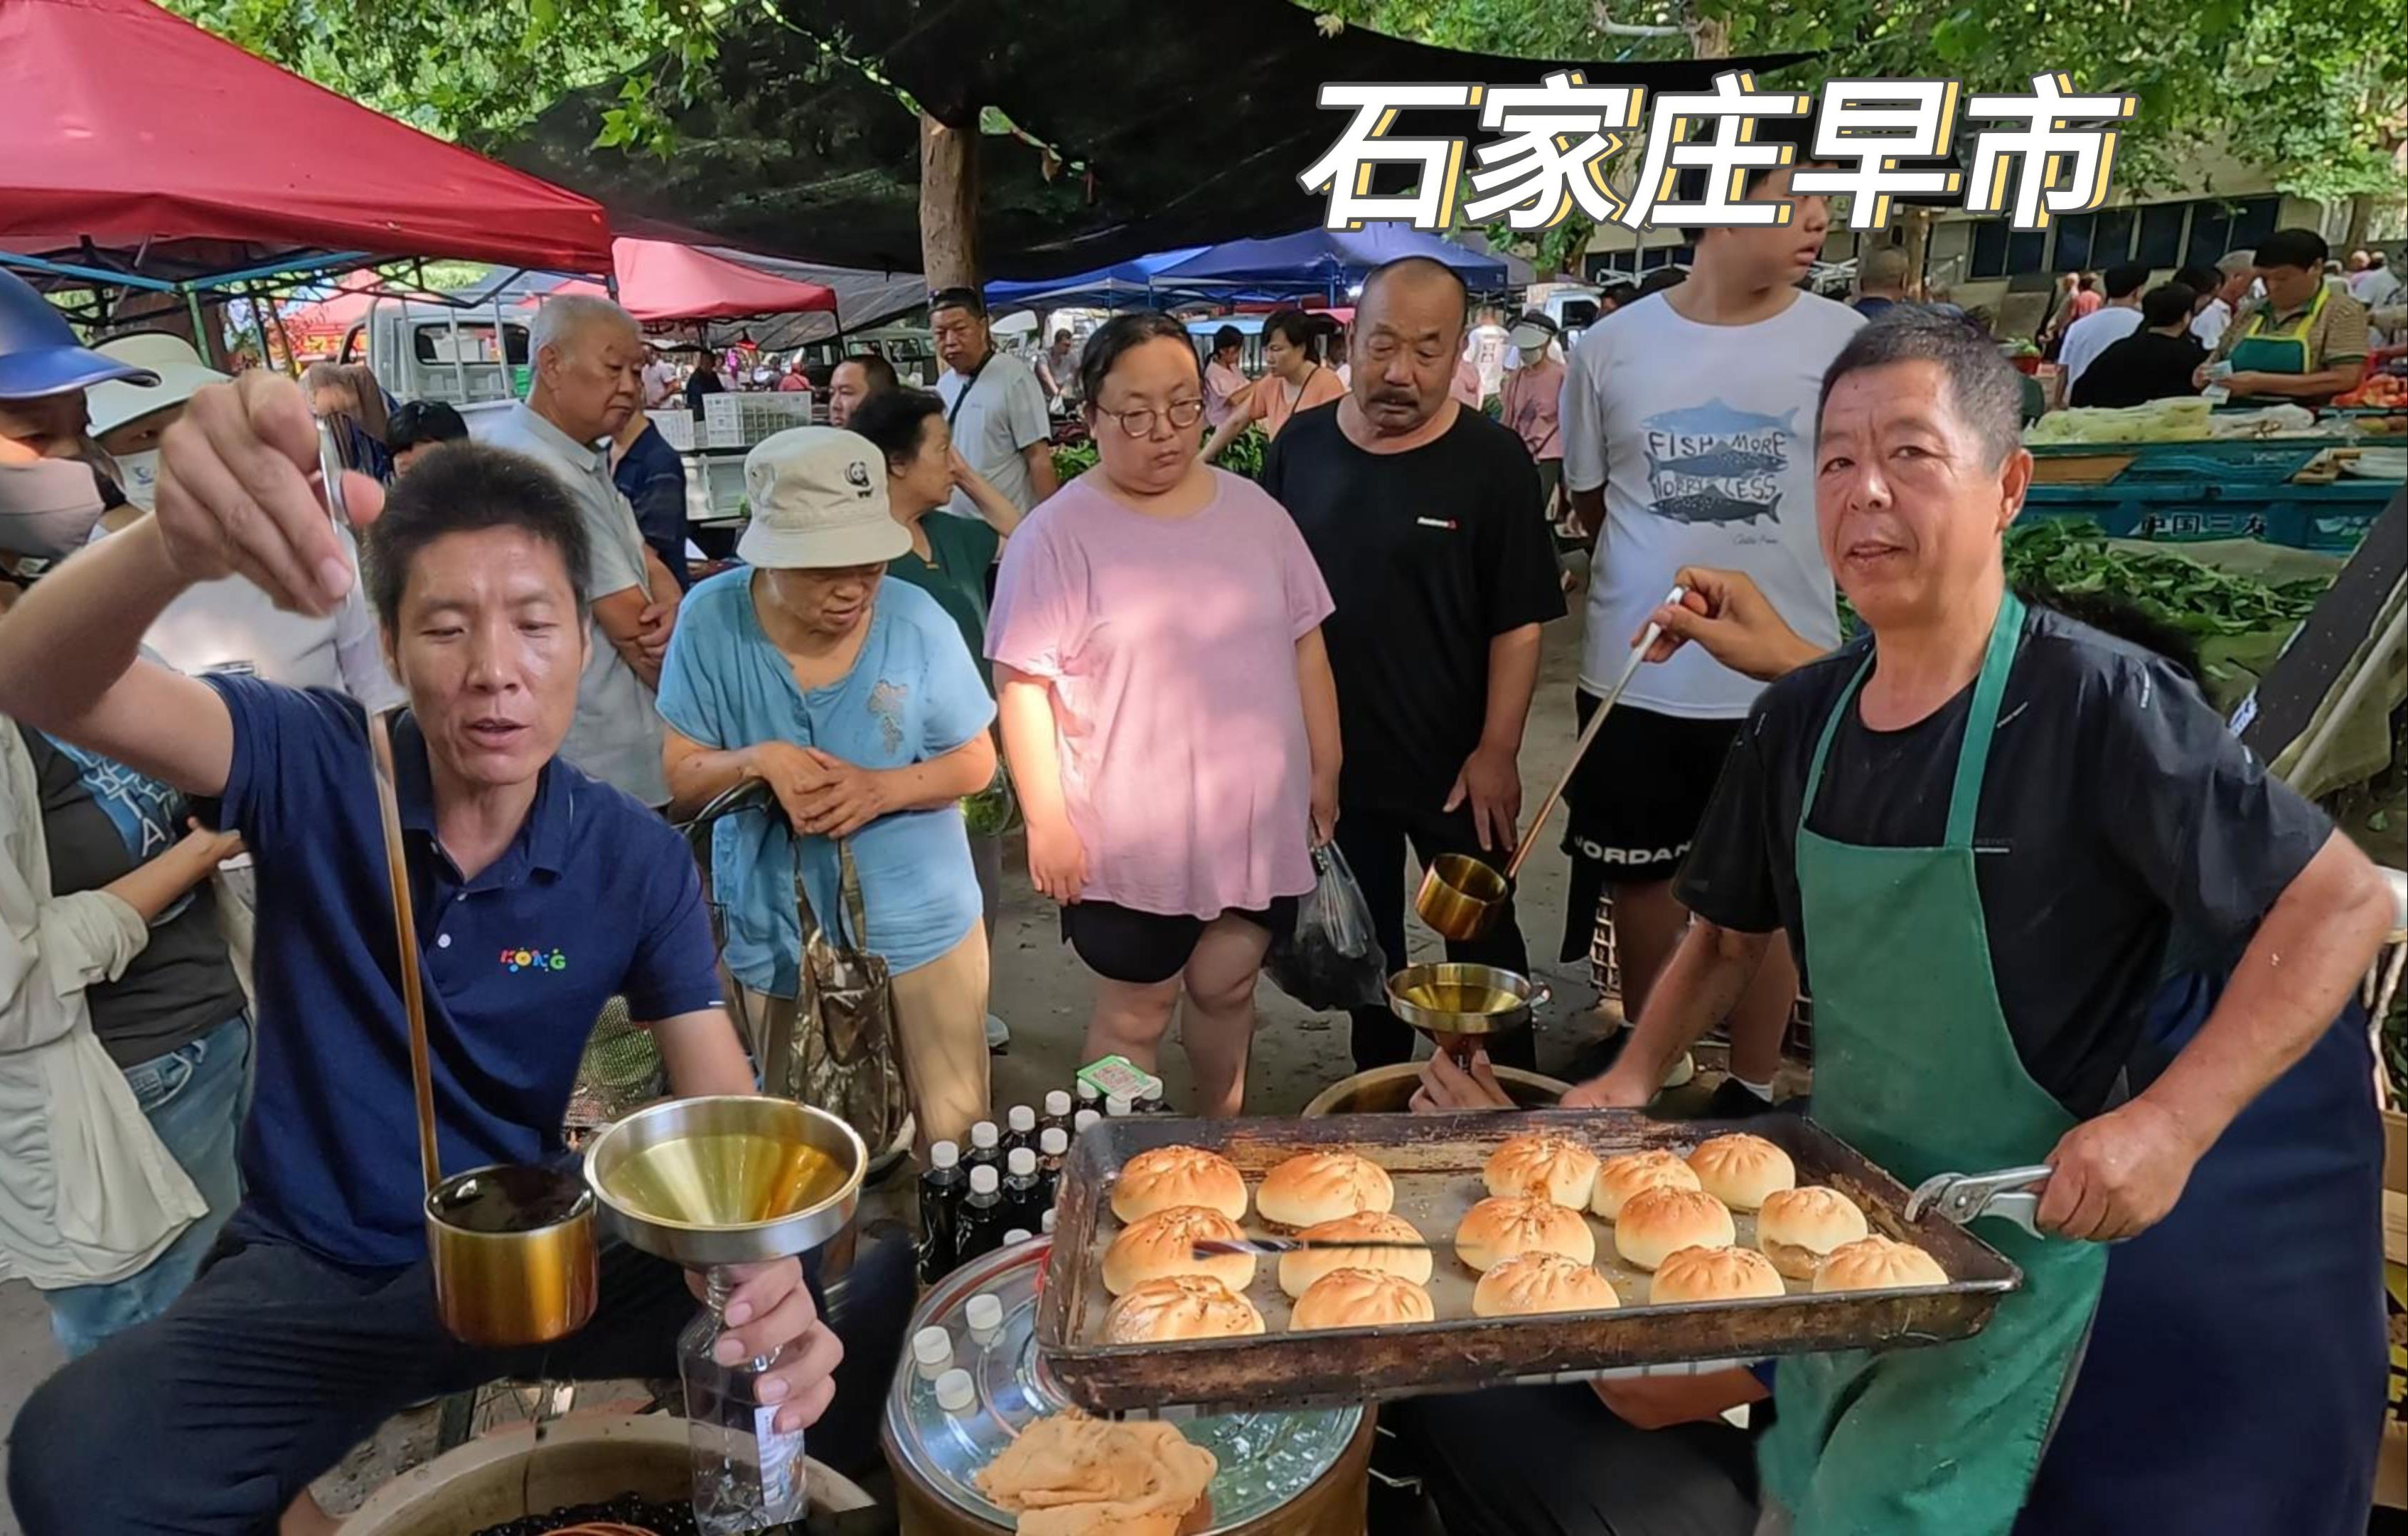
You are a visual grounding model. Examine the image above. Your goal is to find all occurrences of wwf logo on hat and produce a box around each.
[846,459,874,494]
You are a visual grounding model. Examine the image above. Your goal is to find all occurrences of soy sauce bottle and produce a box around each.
[1037,1089,1075,1143]
[1036,1127,1069,1209]
[1002,1104,1038,1158]
[918,1141,965,1285]
[955,1164,1007,1266]
[965,1120,1003,1180]
[1072,1108,1101,1143]
[1002,1148,1047,1234]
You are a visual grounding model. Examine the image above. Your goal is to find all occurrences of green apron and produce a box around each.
[1757,591,2109,1536]
[2225,284,2326,380]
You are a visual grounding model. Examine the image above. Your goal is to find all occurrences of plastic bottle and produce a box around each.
[954,1164,1007,1266]
[965,1120,1003,1179]
[682,1269,807,1534]
[1133,1082,1167,1116]
[1104,1092,1133,1119]
[932,1368,983,1463]
[917,1141,965,1286]
[1002,1104,1038,1158]
[1036,1127,1069,1208]
[1002,1147,1047,1234]
[1074,1079,1103,1112]
[911,1326,954,1382]
[1072,1108,1102,1141]
[1037,1089,1075,1143]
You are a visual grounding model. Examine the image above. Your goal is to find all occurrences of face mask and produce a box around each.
[0,454,111,560]
[114,449,160,509]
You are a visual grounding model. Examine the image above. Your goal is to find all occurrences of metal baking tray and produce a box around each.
[1035,1110,2021,1412]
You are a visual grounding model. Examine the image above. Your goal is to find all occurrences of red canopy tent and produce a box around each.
[532,239,840,324]
[0,0,612,292]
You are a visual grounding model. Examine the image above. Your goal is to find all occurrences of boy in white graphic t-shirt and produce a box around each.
[1560,156,1864,1111]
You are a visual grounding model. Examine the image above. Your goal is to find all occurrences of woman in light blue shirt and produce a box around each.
[659,427,997,1151]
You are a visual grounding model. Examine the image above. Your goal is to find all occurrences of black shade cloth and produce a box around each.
[498,1,1807,279]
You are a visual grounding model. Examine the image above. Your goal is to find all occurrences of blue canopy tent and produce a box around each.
[984,248,1207,312]
[1152,226,1515,300]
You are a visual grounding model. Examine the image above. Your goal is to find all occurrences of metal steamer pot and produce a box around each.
[884,1241,1374,1535]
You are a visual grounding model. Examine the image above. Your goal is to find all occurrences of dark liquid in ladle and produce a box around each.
[428,1165,592,1233]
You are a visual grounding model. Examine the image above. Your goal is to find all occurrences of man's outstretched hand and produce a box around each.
[154,373,382,615]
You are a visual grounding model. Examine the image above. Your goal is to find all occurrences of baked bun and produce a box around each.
[1103,1274,1266,1343]
[1813,1236,1949,1294]
[1754,1186,1869,1281]
[1455,1195,1597,1273]
[1256,1150,1394,1229]
[1649,1244,1787,1304]
[1472,1252,1621,1318]
[1612,1185,1737,1271]
[1277,1210,1433,1298]
[1112,1146,1248,1224]
[1483,1134,1601,1207]
[1103,1205,1255,1296]
[1288,1267,1435,1331]
[1686,1134,1795,1211]
[1590,1149,1703,1220]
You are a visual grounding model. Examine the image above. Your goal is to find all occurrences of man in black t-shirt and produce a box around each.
[1262,256,1565,1071]
[2069,282,2208,410]
[1563,314,2390,1534]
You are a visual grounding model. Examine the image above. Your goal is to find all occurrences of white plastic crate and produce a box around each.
[701,392,815,449]
[651,408,695,452]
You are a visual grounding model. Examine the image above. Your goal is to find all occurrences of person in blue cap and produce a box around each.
[0,267,159,580]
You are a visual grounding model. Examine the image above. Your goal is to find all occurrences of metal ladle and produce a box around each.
[315,421,600,1348]
[1414,586,1685,942]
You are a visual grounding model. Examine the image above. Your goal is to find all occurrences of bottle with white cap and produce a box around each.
[931,1367,983,1459]
[1133,1081,1167,1116]
[1041,1207,1058,1236]
[1038,1089,1076,1144]
[953,1163,1007,1266]
[1036,1127,1069,1207]
[965,1120,1003,1180]
[911,1326,955,1381]
[1002,1146,1047,1234]
[965,1291,1006,1345]
[1003,1104,1038,1158]
[1074,1078,1103,1111]
[917,1141,965,1286]
[1104,1092,1133,1119]
[1072,1107,1102,1141]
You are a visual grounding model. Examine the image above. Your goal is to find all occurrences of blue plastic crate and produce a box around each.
[2022,476,2395,552]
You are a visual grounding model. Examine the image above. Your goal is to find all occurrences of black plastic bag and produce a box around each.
[1265,841,1388,1010]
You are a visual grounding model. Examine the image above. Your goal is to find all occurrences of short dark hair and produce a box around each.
[1359,256,1470,332]
[835,351,898,394]
[2173,263,2221,298]
[929,286,988,319]
[2077,273,2099,292]
[1675,117,1821,244]
[1077,311,1199,407]
[1637,266,1687,297]
[1211,324,1243,357]
[2141,283,2198,329]
[363,443,591,630]
[1819,311,2024,469]
[2254,227,2328,272]
[848,386,945,467]
[1600,281,1638,309]
[1261,307,1322,352]
[386,400,469,455]
[2103,263,2152,300]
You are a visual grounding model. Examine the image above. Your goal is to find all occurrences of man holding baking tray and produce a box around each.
[0,374,864,1536]
[1539,313,2390,1534]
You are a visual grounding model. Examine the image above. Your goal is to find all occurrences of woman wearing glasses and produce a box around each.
[988,314,1342,1116]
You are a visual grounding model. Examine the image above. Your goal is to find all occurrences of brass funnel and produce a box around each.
[584,1097,865,1269]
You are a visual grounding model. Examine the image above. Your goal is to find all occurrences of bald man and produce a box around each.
[485,294,681,805]
[1853,245,1912,319]
[1261,256,1566,1071]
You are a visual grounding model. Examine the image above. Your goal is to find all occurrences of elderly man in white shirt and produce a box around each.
[483,295,680,806]
[2190,250,2257,351]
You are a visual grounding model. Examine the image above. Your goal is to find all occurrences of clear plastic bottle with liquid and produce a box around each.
[680,1266,807,1535]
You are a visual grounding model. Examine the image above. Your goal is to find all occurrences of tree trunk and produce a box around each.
[1687,15,1729,58]
[919,112,981,291]
[1901,206,1935,298]
[2343,193,2372,254]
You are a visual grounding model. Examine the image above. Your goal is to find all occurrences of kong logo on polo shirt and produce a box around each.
[203,676,722,1268]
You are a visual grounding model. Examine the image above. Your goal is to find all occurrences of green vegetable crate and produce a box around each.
[2024,439,2396,554]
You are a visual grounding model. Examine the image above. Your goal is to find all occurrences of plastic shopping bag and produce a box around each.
[1265,840,1389,1010]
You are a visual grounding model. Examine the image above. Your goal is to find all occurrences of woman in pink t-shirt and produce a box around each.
[1199,309,1345,466]
[988,314,1341,1115]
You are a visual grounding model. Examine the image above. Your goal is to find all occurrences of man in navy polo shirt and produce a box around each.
[0,378,843,1536]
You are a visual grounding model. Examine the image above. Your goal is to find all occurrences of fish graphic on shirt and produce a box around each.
[1638,398,1797,528]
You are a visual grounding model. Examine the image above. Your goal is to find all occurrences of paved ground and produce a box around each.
[0,599,1637,1530]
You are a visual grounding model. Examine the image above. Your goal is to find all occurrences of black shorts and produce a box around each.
[1558,699,1740,961]
[1061,898,1300,986]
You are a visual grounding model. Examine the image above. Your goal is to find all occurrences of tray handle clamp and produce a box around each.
[1904,1164,2053,1240]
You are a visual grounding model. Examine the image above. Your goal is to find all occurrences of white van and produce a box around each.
[335,298,532,434]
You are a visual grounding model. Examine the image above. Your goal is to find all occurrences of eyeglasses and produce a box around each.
[1096,399,1206,437]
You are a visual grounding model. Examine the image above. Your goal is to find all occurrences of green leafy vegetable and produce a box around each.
[1051,440,1098,484]
[2001,520,2328,638]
